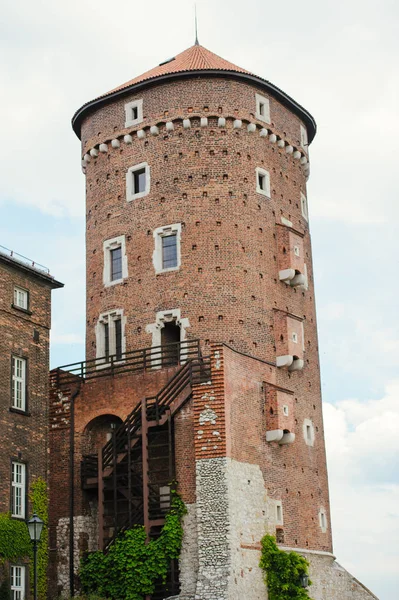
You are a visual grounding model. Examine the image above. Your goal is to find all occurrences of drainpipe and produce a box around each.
[69,385,81,598]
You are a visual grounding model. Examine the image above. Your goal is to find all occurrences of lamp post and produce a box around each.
[27,513,44,600]
[299,572,309,588]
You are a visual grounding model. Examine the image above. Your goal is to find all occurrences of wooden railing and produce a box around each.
[51,339,201,387]
[80,354,211,555]
[101,355,211,470]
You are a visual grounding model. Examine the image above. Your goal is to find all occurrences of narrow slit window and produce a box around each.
[162,234,178,269]
[14,287,28,310]
[12,357,26,411]
[256,168,270,197]
[126,163,150,201]
[104,322,109,361]
[153,223,181,273]
[115,318,122,360]
[306,425,311,440]
[276,502,283,525]
[276,505,282,522]
[103,236,127,286]
[133,168,146,194]
[11,462,26,518]
[124,99,143,127]
[131,106,138,121]
[96,310,125,366]
[301,192,309,221]
[110,247,122,281]
[255,93,270,123]
[10,565,25,600]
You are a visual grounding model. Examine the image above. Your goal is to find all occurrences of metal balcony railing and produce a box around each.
[51,339,202,387]
[0,244,50,275]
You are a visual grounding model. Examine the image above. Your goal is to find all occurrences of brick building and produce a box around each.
[0,245,62,599]
[49,44,378,599]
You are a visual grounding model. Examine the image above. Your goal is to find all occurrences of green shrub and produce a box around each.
[80,490,186,600]
[0,514,32,562]
[259,534,312,600]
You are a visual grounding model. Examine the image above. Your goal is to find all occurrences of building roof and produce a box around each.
[107,44,250,94]
[72,44,316,143]
[0,245,63,288]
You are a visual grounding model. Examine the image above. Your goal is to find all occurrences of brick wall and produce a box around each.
[223,344,332,553]
[80,77,311,366]
[0,255,60,516]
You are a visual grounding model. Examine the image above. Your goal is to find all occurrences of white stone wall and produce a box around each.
[179,503,199,599]
[305,552,379,600]
[226,459,275,600]
[194,458,231,600]
[56,511,98,595]
[184,457,379,600]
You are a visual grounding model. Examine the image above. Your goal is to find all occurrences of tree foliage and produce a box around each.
[80,490,186,600]
[0,514,32,562]
[259,534,313,600]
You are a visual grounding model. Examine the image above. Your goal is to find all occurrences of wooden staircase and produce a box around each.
[81,355,211,552]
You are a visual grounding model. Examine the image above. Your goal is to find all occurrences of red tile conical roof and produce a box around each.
[107,44,250,95]
[72,43,316,143]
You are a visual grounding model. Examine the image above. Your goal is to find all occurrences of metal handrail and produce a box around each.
[0,244,50,275]
[51,339,201,386]
[101,356,211,468]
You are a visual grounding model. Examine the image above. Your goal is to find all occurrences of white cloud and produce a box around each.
[323,385,399,596]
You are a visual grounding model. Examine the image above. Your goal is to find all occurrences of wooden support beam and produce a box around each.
[141,399,150,539]
[98,448,104,550]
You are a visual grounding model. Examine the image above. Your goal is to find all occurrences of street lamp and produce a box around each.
[27,513,44,600]
[299,572,309,588]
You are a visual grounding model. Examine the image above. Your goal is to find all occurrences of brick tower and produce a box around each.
[49,43,378,599]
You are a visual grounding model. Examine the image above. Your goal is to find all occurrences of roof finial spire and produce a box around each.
[195,4,199,45]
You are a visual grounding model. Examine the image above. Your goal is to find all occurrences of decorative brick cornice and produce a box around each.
[81,115,310,180]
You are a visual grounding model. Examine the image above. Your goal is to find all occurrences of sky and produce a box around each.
[1,0,398,598]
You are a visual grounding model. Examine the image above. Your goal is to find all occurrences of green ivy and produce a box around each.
[0,514,32,562]
[29,478,48,600]
[80,489,187,600]
[0,477,48,600]
[259,534,312,600]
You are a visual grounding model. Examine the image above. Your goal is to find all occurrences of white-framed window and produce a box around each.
[96,310,125,365]
[152,224,182,274]
[255,93,271,124]
[319,508,328,533]
[256,167,271,198]
[103,236,128,286]
[124,98,143,127]
[126,162,150,201]
[12,357,26,411]
[13,287,29,310]
[292,332,298,344]
[11,462,26,518]
[303,418,315,447]
[10,565,26,600]
[275,501,284,525]
[300,125,308,149]
[293,245,300,257]
[283,405,289,416]
[300,192,309,221]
